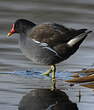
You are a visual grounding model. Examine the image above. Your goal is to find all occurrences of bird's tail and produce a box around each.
[67,30,92,47]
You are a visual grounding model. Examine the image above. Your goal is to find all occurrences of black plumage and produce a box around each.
[8,19,92,90]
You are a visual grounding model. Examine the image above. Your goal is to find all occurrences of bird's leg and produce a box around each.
[51,65,56,91]
[41,67,52,77]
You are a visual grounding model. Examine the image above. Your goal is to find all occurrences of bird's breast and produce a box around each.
[19,36,62,65]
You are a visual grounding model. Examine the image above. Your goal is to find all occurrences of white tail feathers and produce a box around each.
[67,32,87,47]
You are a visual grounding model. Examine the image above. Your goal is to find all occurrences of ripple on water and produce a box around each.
[0,0,94,110]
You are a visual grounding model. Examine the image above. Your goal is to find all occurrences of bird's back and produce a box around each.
[28,23,87,47]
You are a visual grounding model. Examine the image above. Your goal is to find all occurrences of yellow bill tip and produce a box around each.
[7,32,12,37]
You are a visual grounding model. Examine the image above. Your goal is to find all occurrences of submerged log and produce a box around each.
[72,68,94,74]
[66,75,94,83]
[81,83,94,89]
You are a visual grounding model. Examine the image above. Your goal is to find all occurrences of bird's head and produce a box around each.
[8,19,35,37]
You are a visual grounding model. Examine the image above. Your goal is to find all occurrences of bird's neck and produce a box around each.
[19,33,27,46]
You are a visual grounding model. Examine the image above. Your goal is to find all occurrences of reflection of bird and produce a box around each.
[8,19,92,90]
[19,89,78,110]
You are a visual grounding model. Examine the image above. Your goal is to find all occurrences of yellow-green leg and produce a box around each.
[41,68,52,77]
[51,65,56,91]
[41,65,56,91]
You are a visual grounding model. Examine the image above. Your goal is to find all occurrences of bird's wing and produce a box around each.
[27,23,91,58]
[28,23,87,47]
[28,23,69,47]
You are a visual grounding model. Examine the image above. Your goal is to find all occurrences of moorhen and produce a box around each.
[8,19,92,90]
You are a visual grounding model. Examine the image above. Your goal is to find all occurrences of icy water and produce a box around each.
[0,0,94,110]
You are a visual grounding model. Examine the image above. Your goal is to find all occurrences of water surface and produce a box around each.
[0,0,94,110]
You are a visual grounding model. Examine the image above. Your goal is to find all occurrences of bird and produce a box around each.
[8,19,92,90]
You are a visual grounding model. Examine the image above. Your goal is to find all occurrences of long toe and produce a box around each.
[41,68,52,77]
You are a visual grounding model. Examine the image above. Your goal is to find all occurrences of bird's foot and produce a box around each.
[41,72,50,77]
[41,68,52,77]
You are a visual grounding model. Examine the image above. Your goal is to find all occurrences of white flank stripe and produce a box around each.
[43,46,62,58]
[43,46,57,54]
[32,39,40,43]
[40,43,48,46]
[32,38,61,58]
[32,39,48,46]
